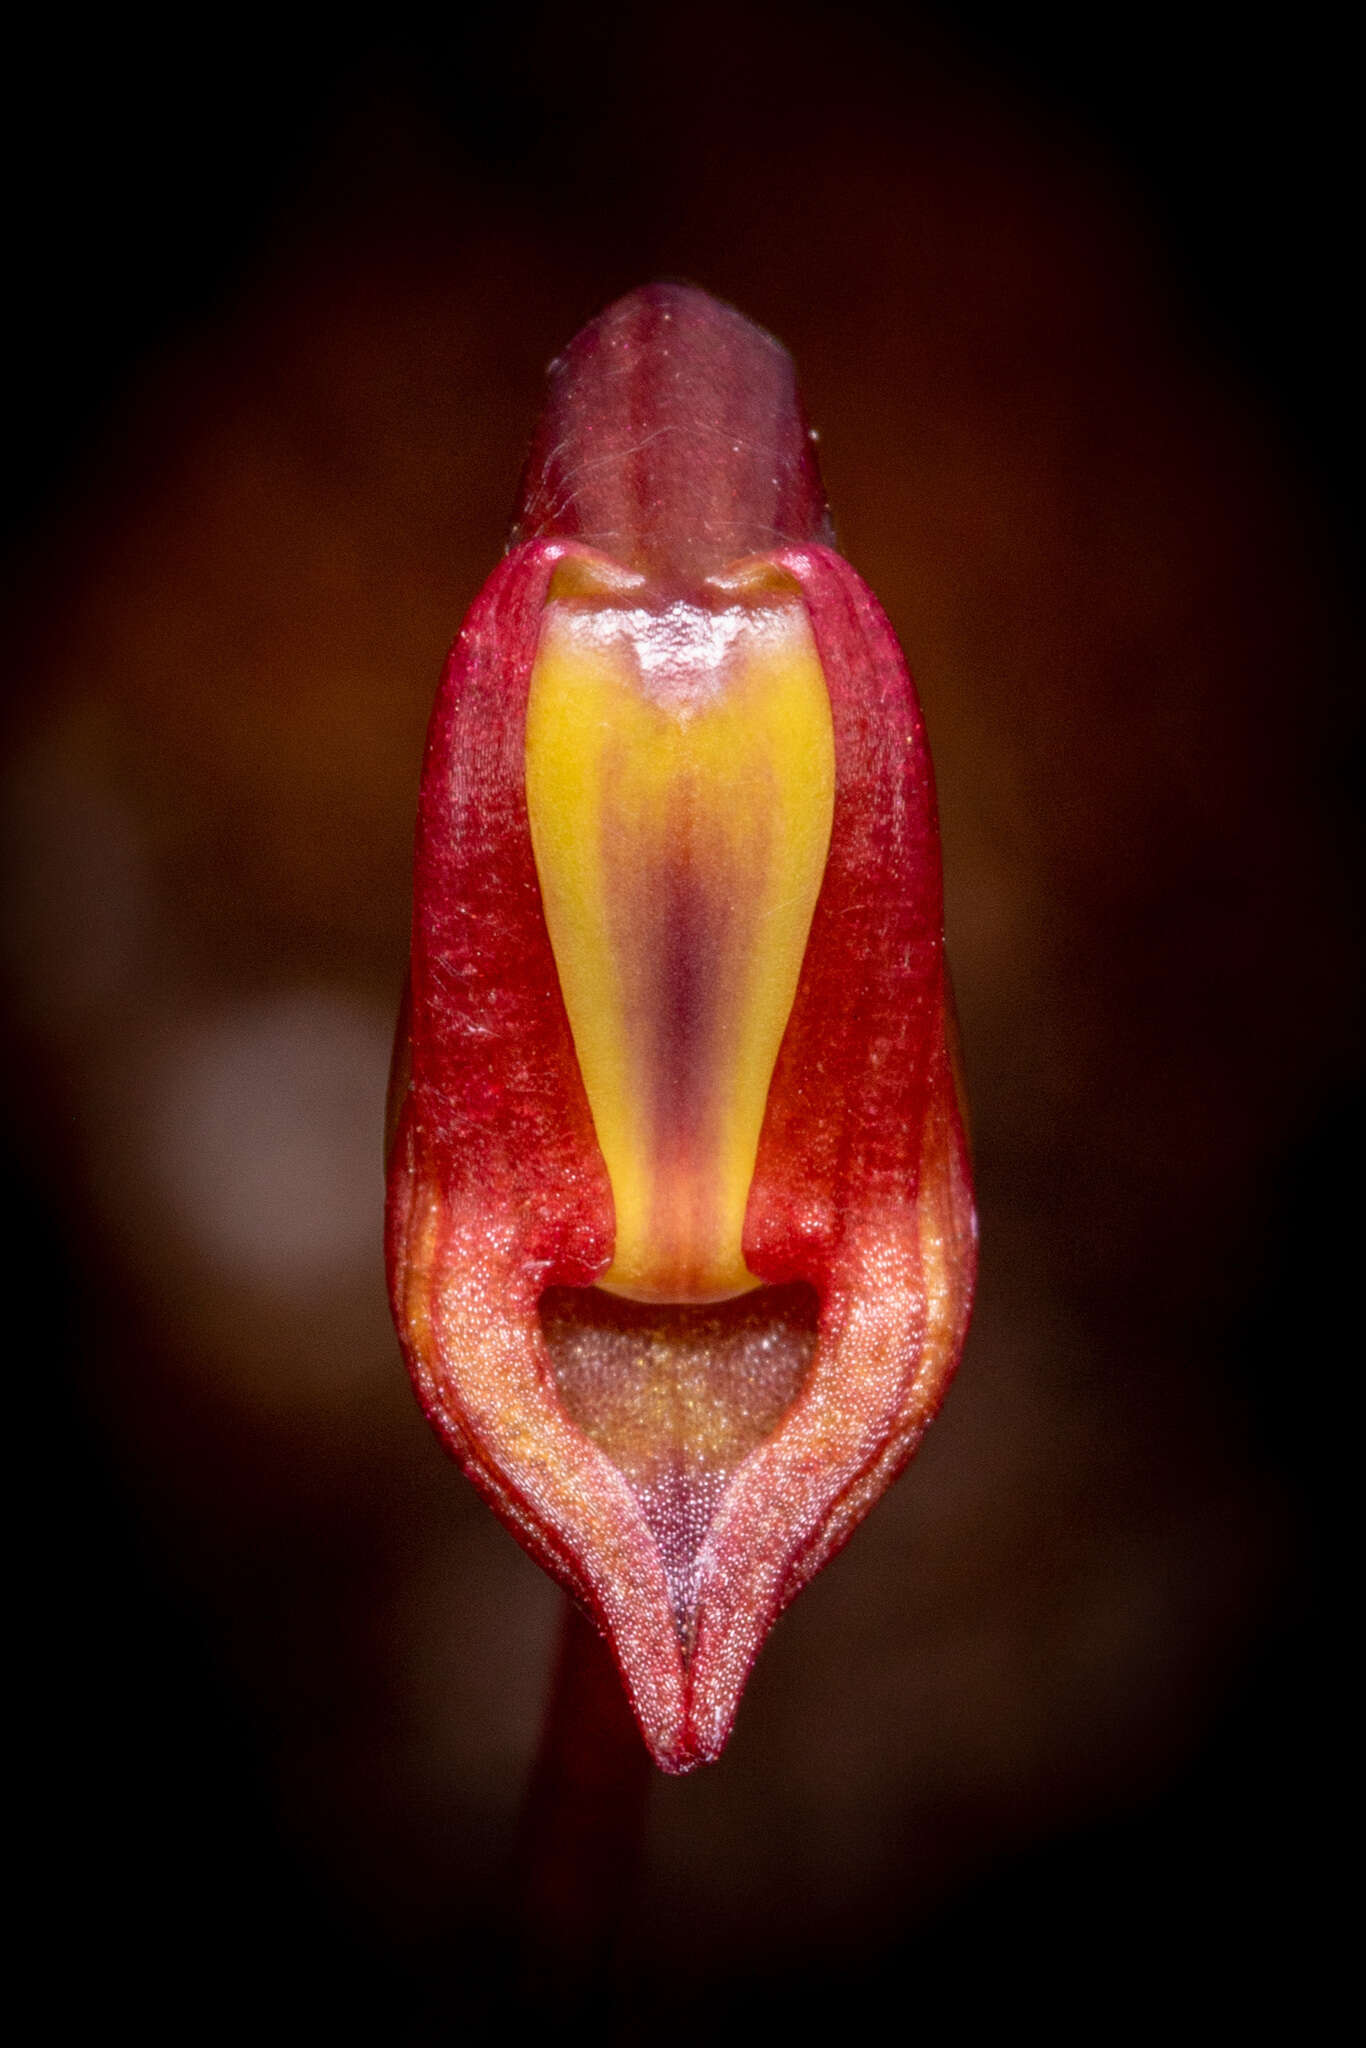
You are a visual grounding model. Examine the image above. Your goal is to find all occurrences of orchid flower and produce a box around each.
[386,284,977,1772]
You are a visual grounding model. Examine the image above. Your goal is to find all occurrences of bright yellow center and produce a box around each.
[525,566,835,1302]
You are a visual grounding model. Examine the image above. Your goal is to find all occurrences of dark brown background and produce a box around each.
[5,7,1358,2039]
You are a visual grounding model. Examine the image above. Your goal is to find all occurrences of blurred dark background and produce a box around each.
[4,7,1358,2038]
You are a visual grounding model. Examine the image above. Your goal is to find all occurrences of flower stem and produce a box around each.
[513,1596,653,2015]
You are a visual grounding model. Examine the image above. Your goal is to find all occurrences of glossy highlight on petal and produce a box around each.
[387,283,977,1772]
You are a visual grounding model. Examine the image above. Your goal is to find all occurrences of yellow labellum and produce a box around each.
[525,572,835,1303]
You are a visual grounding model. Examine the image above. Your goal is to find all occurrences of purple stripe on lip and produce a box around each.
[599,746,775,1299]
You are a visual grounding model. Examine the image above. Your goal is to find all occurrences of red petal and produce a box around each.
[387,541,691,1762]
[512,282,832,582]
[387,289,977,1771]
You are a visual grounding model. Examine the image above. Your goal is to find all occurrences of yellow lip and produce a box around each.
[525,563,835,1303]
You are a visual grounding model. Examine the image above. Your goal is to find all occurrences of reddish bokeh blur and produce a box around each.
[5,9,1357,2039]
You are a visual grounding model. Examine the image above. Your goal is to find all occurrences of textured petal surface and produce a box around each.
[387,285,977,1770]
